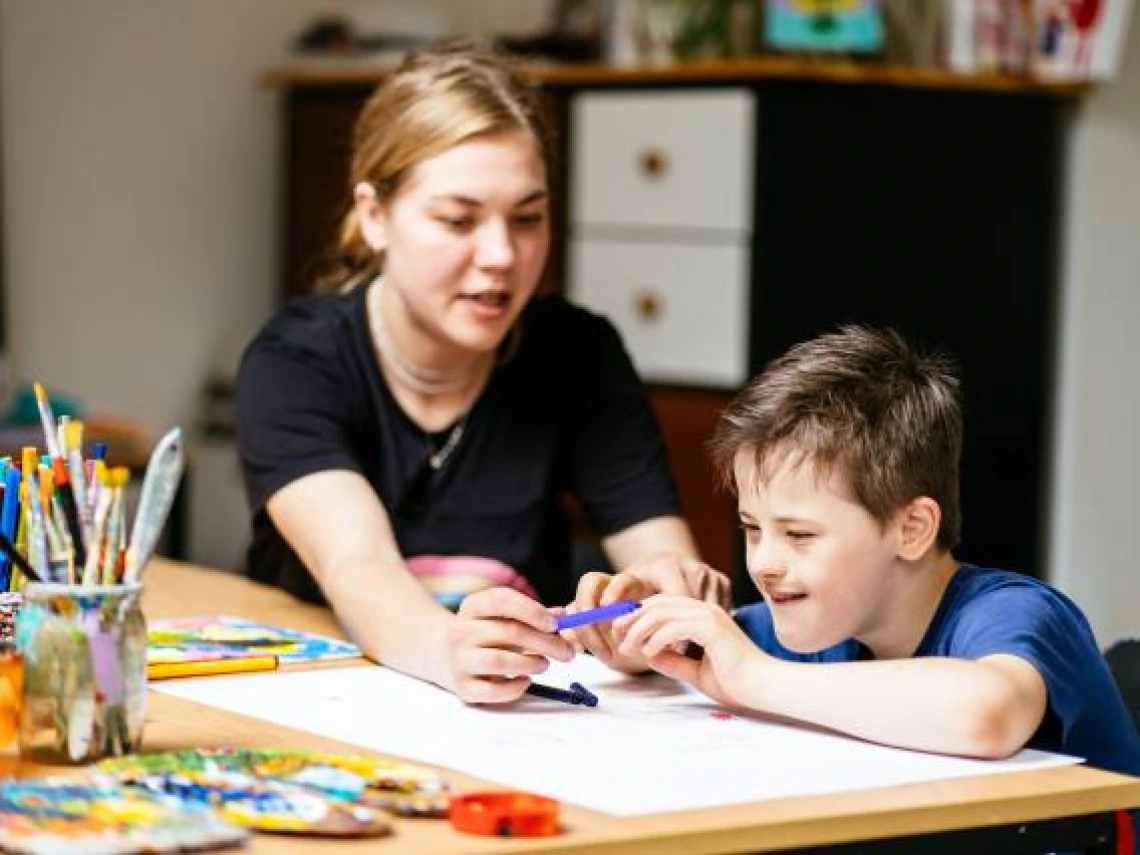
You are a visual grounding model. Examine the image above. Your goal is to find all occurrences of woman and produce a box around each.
[237,44,728,703]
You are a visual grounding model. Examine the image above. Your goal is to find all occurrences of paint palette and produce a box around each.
[101,768,391,837]
[99,747,453,824]
[0,779,248,855]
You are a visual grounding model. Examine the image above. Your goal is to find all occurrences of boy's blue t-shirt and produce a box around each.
[733,564,1140,779]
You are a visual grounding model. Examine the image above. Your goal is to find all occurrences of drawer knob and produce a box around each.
[635,290,664,322]
[638,148,669,180]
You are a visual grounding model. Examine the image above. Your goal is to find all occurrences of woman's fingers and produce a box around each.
[456,646,551,679]
[459,586,557,631]
[454,675,532,705]
[463,616,574,663]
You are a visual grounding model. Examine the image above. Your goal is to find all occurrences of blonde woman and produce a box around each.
[236,44,728,703]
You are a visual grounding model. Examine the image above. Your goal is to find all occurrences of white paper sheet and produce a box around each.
[156,656,1081,816]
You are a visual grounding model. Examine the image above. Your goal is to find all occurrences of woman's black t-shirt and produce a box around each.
[236,284,682,606]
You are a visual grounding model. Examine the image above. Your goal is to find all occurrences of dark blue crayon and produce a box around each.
[525,681,585,706]
[569,682,598,707]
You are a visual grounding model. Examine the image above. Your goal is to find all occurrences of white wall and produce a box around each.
[1049,7,1140,646]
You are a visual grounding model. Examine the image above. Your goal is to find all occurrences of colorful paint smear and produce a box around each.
[0,779,247,854]
[146,616,359,666]
[99,748,453,822]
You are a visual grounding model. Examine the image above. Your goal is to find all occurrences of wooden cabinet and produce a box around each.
[274,63,1078,587]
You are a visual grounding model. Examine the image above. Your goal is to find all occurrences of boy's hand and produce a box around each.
[564,554,732,674]
[443,587,575,704]
[614,594,763,709]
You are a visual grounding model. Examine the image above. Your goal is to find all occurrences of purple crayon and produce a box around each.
[554,600,640,632]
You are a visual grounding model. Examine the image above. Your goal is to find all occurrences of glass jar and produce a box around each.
[16,582,146,763]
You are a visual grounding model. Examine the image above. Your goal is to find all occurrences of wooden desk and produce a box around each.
[17,558,1137,854]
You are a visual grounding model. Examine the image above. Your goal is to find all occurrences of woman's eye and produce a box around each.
[438,215,472,229]
[513,212,546,228]
[786,531,814,541]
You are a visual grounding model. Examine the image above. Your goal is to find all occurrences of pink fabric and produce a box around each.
[405,555,540,601]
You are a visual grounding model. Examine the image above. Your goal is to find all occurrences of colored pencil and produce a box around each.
[146,655,279,681]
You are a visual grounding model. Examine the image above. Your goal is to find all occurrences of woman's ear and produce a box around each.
[353,181,387,251]
[896,496,942,561]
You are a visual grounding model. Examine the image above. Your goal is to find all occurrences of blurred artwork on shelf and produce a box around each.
[1032,0,1133,79]
[764,0,884,52]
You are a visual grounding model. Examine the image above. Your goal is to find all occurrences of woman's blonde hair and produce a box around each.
[316,42,551,293]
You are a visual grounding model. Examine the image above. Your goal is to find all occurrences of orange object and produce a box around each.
[449,792,560,837]
[0,646,24,748]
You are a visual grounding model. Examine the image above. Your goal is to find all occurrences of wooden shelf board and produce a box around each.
[263,56,1090,97]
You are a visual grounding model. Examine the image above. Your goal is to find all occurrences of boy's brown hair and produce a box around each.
[710,326,963,551]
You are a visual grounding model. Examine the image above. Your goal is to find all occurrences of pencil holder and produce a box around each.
[0,592,21,646]
[16,582,146,764]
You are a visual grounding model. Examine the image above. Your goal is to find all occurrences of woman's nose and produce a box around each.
[475,220,515,269]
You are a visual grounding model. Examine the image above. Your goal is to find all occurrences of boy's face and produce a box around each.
[735,449,903,654]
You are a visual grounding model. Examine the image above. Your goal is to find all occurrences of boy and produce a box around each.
[607,326,1140,780]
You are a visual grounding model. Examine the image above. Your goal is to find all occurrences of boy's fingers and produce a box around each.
[572,571,612,610]
[646,649,696,683]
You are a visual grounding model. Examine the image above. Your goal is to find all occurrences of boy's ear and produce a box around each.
[896,496,941,561]
[353,181,387,251]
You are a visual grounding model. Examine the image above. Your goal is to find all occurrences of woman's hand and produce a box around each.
[564,553,732,674]
[614,594,765,709]
[442,587,575,704]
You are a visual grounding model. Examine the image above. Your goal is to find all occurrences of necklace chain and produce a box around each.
[428,420,465,471]
[371,276,475,397]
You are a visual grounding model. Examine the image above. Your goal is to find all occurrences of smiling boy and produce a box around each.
[614,326,1140,784]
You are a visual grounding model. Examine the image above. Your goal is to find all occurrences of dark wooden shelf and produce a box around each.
[264,55,1090,97]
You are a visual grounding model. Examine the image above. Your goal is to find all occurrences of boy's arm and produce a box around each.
[619,595,1049,759]
[741,654,1048,759]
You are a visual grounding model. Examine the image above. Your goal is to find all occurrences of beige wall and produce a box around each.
[1049,5,1140,646]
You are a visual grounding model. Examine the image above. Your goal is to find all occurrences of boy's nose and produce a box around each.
[746,542,788,583]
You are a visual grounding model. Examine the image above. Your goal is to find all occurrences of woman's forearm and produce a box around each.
[317,553,457,690]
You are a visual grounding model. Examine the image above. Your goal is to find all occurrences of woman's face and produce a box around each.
[358,129,550,357]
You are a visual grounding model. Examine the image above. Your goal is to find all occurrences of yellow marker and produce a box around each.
[20,448,36,480]
[146,656,278,681]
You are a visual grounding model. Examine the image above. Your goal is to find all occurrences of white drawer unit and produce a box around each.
[570,237,750,388]
[571,89,755,234]
[569,87,756,389]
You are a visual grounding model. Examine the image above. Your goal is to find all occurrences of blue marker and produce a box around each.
[0,467,22,587]
[554,600,640,632]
